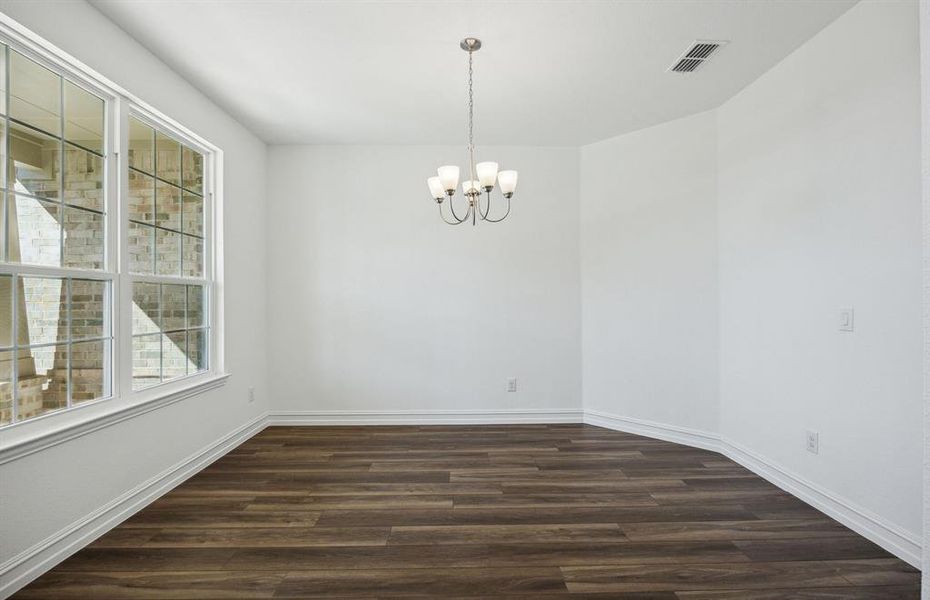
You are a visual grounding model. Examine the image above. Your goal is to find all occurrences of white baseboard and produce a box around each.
[268,408,584,426]
[0,413,269,599]
[584,408,921,569]
[583,409,723,453]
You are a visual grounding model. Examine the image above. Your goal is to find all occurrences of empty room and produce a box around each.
[0,0,928,597]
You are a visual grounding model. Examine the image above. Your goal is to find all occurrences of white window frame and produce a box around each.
[0,14,226,453]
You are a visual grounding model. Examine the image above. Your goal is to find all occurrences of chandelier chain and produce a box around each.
[467,48,476,185]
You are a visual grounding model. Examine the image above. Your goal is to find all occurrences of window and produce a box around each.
[126,117,209,390]
[0,32,218,430]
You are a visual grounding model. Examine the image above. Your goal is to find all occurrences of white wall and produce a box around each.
[578,0,922,561]
[0,0,268,591]
[717,0,922,543]
[580,111,719,434]
[266,145,581,417]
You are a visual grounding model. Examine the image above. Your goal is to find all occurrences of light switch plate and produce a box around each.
[838,307,854,332]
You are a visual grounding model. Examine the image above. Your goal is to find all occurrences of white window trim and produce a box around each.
[0,13,226,455]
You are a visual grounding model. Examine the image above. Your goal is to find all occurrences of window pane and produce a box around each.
[163,331,187,380]
[71,279,106,340]
[132,282,159,335]
[187,285,204,328]
[182,191,203,237]
[18,343,68,420]
[162,284,186,332]
[155,130,180,186]
[182,234,203,278]
[64,81,103,154]
[155,179,181,231]
[0,45,7,115]
[0,275,11,348]
[10,50,61,136]
[11,195,60,267]
[156,228,181,276]
[19,276,66,346]
[128,117,153,175]
[188,329,207,373]
[128,169,154,224]
[182,145,202,195]
[132,334,160,390]
[0,350,11,425]
[128,221,154,274]
[10,121,61,200]
[0,120,7,190]
[71,339,108,404]
[64,143,103,211]
[62,206,104,270]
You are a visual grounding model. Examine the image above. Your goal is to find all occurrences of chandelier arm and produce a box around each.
[482,193,512,223]
[478,189,492,220]
[439,201,469,225]
[448,193,468,222]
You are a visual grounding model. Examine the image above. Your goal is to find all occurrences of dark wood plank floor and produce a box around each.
[15,424,920,598]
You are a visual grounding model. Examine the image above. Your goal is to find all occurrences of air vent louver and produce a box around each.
[670,40,727,73]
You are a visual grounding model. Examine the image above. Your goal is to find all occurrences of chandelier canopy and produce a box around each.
[427,38,518,226]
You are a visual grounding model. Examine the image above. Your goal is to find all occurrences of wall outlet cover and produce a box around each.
[806,430,819,454]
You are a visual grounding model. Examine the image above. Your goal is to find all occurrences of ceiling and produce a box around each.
[89,0,855,146]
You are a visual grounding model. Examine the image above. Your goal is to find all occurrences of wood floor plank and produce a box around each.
[620,518,853,542]
[14,571,286,599]
[112,527,392,548]
[12,424,919,599]
[387,523,627,545]
[274,567,568,597]
[121,510,321,529]
[676,586,920,599]
[453,492,659,509]
[562,560,868,592]
[314,505,762,527]
[734,537,893,562]
[223,540,749,570]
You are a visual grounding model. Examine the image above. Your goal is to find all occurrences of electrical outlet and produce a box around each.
[248,387,255,403]
[838,307,854,332]
[805,430,819,454]
[507,378,517,393]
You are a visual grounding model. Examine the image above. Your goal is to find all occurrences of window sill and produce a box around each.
[0,372,230,465]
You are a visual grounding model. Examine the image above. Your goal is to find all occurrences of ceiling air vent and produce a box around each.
[669,40,728,73]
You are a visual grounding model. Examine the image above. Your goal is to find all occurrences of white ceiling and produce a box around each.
[89,0,855,146]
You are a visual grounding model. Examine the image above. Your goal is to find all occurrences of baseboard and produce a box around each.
[0,413,269,599]
[584,408,921,569]
[268,408,585,426]
[722,437,922,568]
[583,409,723,453]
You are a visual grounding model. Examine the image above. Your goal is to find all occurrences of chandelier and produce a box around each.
[426,38,518,226]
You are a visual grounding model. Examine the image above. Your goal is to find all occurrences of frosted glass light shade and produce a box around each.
[438,165,460,192]
[498,170,518,195]
[427,176,444,199]
[476,162,499,188]
[462,179,480,194]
